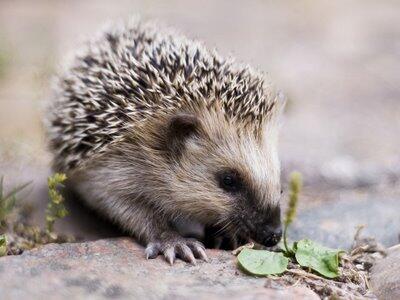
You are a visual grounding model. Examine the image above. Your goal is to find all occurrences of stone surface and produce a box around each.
[0,238,319,300]
[318,156,400,189]
[291,194,400,249]
[370,245,400,300]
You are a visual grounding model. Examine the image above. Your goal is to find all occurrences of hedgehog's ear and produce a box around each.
[166,113,201,157]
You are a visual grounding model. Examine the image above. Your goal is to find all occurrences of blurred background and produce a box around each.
[0,0,399,246]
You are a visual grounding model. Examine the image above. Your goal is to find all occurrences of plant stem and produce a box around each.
[282,171,302,256]
[283,223,290,254]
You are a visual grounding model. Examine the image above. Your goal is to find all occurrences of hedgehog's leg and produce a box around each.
[69,181,207,265]
[143,217,208,264]
[145,233,208,265]
[121,203,207,264]
[110,201,208,265]
[70,174,207,264]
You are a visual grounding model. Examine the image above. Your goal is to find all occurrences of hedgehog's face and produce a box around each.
[166,110,282,247]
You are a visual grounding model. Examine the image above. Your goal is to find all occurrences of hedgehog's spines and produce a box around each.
[46,17,282,172]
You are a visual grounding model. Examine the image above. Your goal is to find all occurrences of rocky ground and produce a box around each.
[0,238,321,300]
[371,245,400,300]
[0,0,399,299]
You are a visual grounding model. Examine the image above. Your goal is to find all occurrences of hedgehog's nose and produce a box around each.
[257,226,282,247]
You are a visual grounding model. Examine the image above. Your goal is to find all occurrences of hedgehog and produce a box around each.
[45,18,286,265]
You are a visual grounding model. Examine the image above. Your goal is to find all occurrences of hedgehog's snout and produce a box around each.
[247,206,282,247]
[254,225,282,247]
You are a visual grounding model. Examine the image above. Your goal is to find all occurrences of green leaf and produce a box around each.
[0,235,6,256]
[278,240,295,255]
[294,239,342,278]
[237,248,289,276]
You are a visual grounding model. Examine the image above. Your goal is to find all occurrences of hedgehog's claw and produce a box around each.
[145,242,160,259]
[164,247,176,265]
[175,243,196,265]
[145,237,207,265]
[187,240,209,262]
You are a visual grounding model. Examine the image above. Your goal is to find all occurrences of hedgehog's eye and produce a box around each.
[217,170,242,193]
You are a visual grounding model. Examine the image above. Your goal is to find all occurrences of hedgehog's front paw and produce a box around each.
[145,234,208,265]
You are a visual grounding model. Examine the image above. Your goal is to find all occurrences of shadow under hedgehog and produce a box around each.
[45,17,286,265]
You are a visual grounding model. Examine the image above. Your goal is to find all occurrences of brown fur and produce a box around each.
[69,101,283,246]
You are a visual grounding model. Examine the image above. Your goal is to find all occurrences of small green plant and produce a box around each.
[283,171,302,255]
[0,177,30,256]
[46,173,69,237]
[0,174,73,256]
[236,171,343,279]
[0,234,6,256]
[0,176,30,226]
